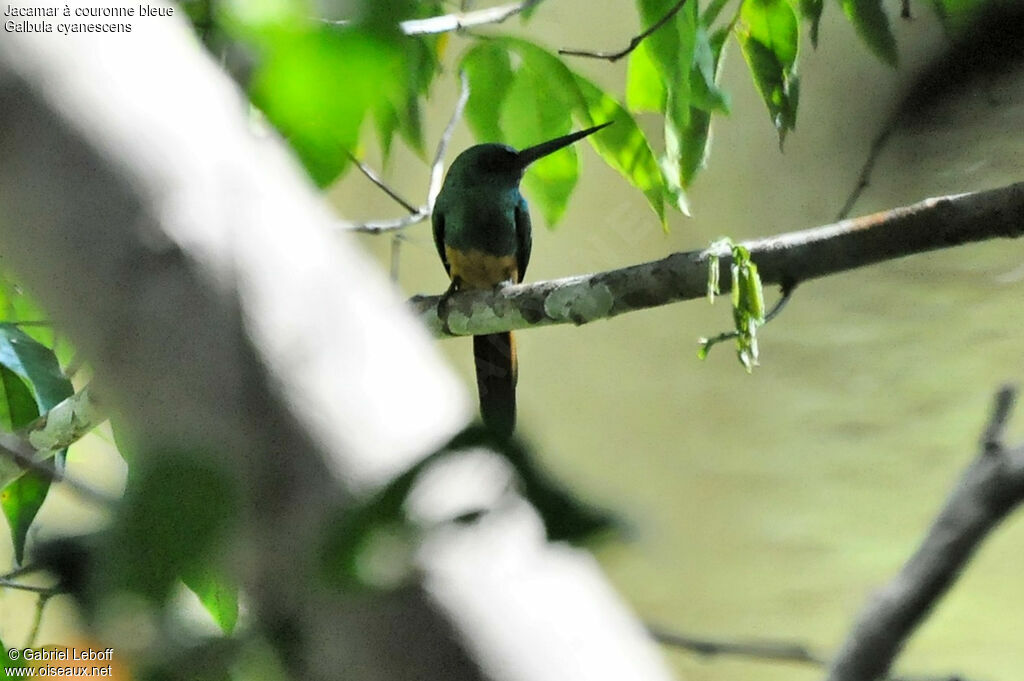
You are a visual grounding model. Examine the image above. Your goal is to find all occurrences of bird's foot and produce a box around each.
[437,279,460,336]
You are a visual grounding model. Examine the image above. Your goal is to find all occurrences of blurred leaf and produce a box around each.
[1,636,27,673]
[502,63,578,226]
[799,0,825,45]
[0,365,44,565]
[461,42,514,142]
[104,453,236,604]
[249,27,405,186]
[840,0,898,66]
[626,41,665,113]
[322,426,617,590]
[0,326,72,566]
[737,0,800,145]
[703,0,734,24]
[2,472,48,566]
[928,0,988,35]
[182,564,240,634]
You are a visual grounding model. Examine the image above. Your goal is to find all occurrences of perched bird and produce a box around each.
[432,122,611,439]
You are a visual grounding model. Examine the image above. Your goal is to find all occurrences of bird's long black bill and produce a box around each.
[515,121,613,168]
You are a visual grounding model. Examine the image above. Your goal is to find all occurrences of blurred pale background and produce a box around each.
[3,2,1023,680]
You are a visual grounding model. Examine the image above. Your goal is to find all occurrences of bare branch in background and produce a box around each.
[349,71,471,234]
[318,1,543,36]
[559,0,689,62]
[410,182,1024,337]
[826,385,1024,681]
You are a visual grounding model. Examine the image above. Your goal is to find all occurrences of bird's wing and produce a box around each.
[431,204,450,276]
[514,197,532,281]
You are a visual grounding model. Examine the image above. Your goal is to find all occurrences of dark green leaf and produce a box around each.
[928,0,987,35]
[460,42,514,142]
[799,0,825,45]
[182,564,239,634]
[502,62,578,226]
[104,453,236,603]
[737,0,800,145]
[0,323,73,411]
[840,0,898,66]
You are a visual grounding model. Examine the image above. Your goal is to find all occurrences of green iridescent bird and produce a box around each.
[432,122,611,439]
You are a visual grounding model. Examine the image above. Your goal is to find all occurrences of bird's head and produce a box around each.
[443,122,612,190]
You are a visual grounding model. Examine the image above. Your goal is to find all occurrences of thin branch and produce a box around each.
[0,577,62,596]
[399,0,542,35]
[348,153,420,214]
[319,0,543,36]
[826,385,1024,681]
[559,0,689,62]
[650,626,827,666]
[349,71,471,234]
[836,123,896,221]
[410,181,1024,337]
[428,70,471,213]
[0,432,114,508]
[25,594,53,648]
[651,626,975,681]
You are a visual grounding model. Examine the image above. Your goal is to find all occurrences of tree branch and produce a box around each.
[400,0,543,35]
[320,1,544,36]
[410,182,1024,337]
[559,0,689,62]
[826,385,1024,681]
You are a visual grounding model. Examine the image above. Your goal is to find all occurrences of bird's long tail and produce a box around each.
[473,332,517,439]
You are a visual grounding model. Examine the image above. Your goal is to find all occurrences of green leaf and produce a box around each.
[2,472,48,565]
[182,564,240,634]
[502,66,578,226]
[840,0,898,66]
[626,41,665,113]
[104,453,237,604]
[240,24,405,187]
[799,0,825,45]
[737,0,800,145]
[461,42,514,142]
[499,38,675,225]
[928,0,988,34]
[1,635,27,673]
[635,0,690,84]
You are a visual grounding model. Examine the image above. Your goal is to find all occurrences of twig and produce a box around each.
[825,385,1024,681]
[348,153,420,214]
[410,181,1024,337]
[836,123,896,221]
[651,625,975,681]
[697,281,796,357]
[319,0,543,36]
[650,626,827,666]
[0,432,115,508]
[400,0,542,35]
[428,70,471,213]
[25,593,52,647]
[559,0,689,62]
[349,71,471,234]
[0,577,62,596]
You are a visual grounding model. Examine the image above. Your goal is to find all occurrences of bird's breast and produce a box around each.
[445,246,519,289]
